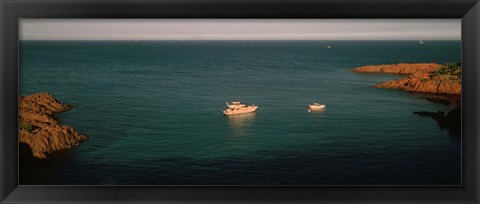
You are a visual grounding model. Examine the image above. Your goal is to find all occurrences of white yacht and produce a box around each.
[308,103,326,112]
[224,102,258,115]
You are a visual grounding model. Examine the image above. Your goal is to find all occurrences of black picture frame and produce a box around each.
[1,0,479,203]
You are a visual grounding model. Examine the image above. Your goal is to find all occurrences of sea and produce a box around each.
[19,40,461,185]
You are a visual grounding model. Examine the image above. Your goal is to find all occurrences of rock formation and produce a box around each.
[373,70,461,95]
[354,63,461,135]
[352,63,442,74]
[19,92,87,159]
[414,107,461,135]
[353,63,461,95]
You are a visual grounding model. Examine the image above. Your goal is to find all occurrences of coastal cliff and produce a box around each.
[353,63,461,95]
[353,63,461,135]
[353,63,442,74]
[19,93,87,159]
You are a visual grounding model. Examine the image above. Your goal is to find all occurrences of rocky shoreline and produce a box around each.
[353,63,461,135]
[353,63,461,95]
[352,63,443,74]
[19,93,87,159]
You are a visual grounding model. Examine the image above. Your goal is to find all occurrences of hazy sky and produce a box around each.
[20,19,461,40]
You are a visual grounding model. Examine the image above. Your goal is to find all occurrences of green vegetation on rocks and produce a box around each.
[19,121,33,133]
[429,62,461,80]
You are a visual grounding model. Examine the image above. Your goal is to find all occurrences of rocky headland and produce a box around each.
[353,63,461,135]
[353,63,462,102]
[353,63,461,95]
[19,93,87,159]
[352,63,443,74]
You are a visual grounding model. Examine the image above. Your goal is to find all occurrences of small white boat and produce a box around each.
[308,103,326,112]
[419,40,425,45]
[327,45,332,48]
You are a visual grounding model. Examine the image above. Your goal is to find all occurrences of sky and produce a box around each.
[20,19,461,40]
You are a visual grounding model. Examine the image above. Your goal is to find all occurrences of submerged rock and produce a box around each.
[413,107,461,135]
[419,93,461,105]
[19,93,87,159]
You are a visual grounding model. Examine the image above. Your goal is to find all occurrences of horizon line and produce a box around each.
[19,39,462,41]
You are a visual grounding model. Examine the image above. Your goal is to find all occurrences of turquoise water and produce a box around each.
[19,40,461,185]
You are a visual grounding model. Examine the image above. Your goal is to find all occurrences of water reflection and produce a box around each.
[308,108,326,121]
[224,113,256,137]
[308,109,326,113]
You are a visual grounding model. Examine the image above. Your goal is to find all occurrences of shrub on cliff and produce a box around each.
[429,62,461,80]
[19,121,33,133]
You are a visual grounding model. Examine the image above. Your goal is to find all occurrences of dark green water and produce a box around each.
[19,40,461,185]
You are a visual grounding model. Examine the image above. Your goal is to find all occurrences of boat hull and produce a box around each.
[223,106,258,115]
[308,105,326,109]
[308,104,326,112]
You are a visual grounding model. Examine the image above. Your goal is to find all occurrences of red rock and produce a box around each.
[18,93,87,159]
[352,63,442,74]
[353,63,461,95]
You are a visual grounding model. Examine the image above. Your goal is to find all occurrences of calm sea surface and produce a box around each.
[19,40,461,185]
